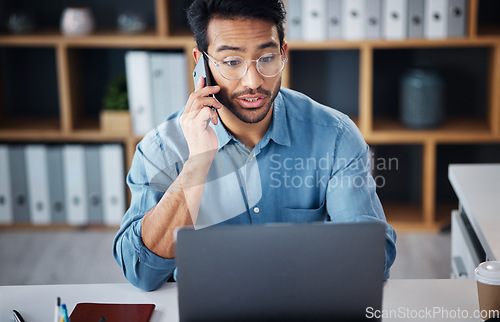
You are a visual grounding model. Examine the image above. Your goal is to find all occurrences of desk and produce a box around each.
[0,279,481,321]
[449,164,500,279]
[449,164,500,262]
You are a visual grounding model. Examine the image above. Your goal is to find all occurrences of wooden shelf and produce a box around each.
[367,117,495,143]
[288,37,499,51]
[0,29,195,48]
[0,117,60,134]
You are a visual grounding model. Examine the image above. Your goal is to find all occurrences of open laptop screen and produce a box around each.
[176,222,386,322]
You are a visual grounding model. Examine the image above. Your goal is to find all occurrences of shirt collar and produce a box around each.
[210,89,291,151]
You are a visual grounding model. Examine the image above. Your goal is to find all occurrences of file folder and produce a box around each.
[25,145,51,225]
[85,145,104,224]
[100,144,126,226]
[9,145,30,223]
[327,0,342,40]
[286,0,303,40]
[125,51,155,136]
[342,0,364,40]
[0,145,13,224]
[408,0,425,38]
[383,0,408,40]
[364,0,381,39]
[447,0,467,38]
[151,53,169,127]
[303,0,327,41]
[47,145,66,224]
[168,53,189,120]
[425,0,448,39]
[63,145,88,226]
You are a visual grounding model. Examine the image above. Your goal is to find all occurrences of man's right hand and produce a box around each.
[180,77,223,165]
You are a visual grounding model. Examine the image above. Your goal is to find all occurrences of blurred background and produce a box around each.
[0,0,499,285]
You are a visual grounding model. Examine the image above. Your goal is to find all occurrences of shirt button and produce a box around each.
[253,207,260,214]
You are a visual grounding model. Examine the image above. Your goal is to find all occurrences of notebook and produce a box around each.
[69,303,155,322]
[176,222,386,321]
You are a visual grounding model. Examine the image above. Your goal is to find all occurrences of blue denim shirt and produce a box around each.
[113,87,397,291]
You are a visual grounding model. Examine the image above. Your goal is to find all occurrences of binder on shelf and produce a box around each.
[150,53,170,127]
[303,0,327,41]
[25,145,51,225]
[125,51,155,136]
[364,0,381,39]
[0,145,13,224]
[342,0,364,40]
[425,0,448,39]
[9,145,30,223]
[85,145,104,224]
[447,0,467,38]
[47,145,66,224]
[382,0,408,40]
[63,145,88,226]
[168,53,189,118]
[286,0,303,40]
[407,0,425,39]
[327,0,342,40]
[100,144,126,226]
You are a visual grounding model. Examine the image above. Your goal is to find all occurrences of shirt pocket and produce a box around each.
[280,201,327,223]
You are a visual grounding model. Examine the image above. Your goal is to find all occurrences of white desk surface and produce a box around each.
[448,163,500,261]
[0,279,481,321]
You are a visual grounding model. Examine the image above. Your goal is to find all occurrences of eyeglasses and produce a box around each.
[203,51,288,80]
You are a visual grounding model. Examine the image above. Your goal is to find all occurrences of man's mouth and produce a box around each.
[237,95,267,108]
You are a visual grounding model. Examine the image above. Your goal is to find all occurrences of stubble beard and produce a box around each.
[217,78,282,124]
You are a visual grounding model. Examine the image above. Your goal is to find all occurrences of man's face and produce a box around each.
[205,18,287,124]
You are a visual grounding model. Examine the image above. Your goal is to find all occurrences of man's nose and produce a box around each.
[240,61,264,89]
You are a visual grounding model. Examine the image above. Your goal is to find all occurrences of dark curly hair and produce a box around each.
[186,0,286,53]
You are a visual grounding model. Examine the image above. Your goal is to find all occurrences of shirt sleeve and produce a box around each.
[112,141,178,291]
[325,116,397,280]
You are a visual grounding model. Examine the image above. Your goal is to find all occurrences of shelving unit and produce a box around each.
[1,0,500,231]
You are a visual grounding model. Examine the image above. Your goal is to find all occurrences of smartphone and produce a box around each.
[192,53,219,122]
[193,53,216,88]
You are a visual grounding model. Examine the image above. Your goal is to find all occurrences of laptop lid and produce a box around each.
[176,222,386,322]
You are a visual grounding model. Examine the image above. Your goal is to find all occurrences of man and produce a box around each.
[113,0,396,292]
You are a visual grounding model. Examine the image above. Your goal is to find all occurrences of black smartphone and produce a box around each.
[192,53,219,122]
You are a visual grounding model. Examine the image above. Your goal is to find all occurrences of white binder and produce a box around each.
[364,0,381,39]
[25,145,51,225]
[0,145,13,224]
[63,145,88,226]
[425,0,448,39]
[125,51,155,136]
[303,0,327,41]
[286,0,303,40]
[383,0,408,40]
[150,52,170,127]
[100,144,126,226]
[168,53,189,119]
[327,0,342,40]
[342,0,365,40]
[408,0,425,38]
[447,0,467,38]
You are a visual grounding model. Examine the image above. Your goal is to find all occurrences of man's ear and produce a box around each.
[281,41,288,59]
[193,48,203,64]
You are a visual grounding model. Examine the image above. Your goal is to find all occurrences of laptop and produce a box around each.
[175,222,386,322]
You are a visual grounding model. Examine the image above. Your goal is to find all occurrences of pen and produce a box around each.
[12,310,25,322]
[54,297,61,322]
[61,303,70,322]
